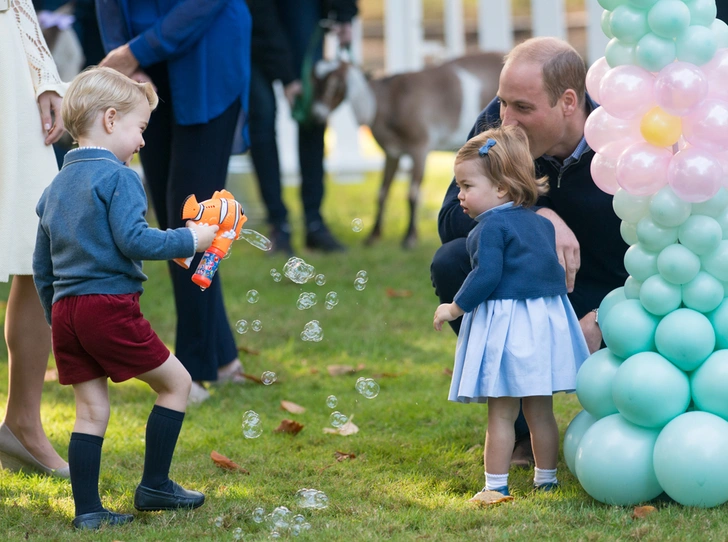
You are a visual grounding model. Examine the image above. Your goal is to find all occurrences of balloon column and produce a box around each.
[566,0,728,508]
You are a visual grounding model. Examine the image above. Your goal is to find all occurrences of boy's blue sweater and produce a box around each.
[33,148,195,325]
[454,204,567,313]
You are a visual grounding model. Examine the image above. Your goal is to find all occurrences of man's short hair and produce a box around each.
[504,37,586,107]
[61,66,158,141]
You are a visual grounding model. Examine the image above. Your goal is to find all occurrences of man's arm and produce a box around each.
[535,208,580,293]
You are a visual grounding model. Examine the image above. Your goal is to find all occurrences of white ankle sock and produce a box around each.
[485,472,509,490]
[534,467,557,486]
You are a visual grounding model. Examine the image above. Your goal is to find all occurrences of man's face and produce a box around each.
[497,61,566,159]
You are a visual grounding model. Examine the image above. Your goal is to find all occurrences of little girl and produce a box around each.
[434,126,589,504]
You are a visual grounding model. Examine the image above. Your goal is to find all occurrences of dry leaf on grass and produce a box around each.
[372,372,400,379]
[632,505,657,519]
[386,287,413,298]
[334,450,356,462]
[274,419,304,435]
[241,373,263,384]
[327,364,366,376]
[44,368,58,382]
[236,345,260,355]
[323,416,359,436]
[210,450,249,474]
[309,368,319,374]
[280,400,306,414]
[443,367,453,376]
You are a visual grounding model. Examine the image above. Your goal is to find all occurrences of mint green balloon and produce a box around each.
[636,32,677,71]
[576,348,623,419]
[624,276,643,299]
[691,188,728,218]
[564,410,598,475]
[682,271,724,313]
[606,38,637,67]
[714,208,728,239]
[701,241,728,281]
[648,0,690,38]
[621,221,639,245]
[707,298,728,348]
[602,10,615,39]
[653,412,728,507]
[637,217,679,252]
[676,25,718,66]
[602,299,660,358]
[688,0,717,27]
[575,414,662,505]
[614,189,651,223]
[628,0,659,8]
[712,18,728,48]
[600,287,628,324]
[611,4,650,43]
[612,351,690,428]
[691,351,728,421]
[650,186,692,228]
[600,0,627,10]
[640,274,682,315]
[678,215,722,255]
[658,244,701,284]
[655,308,715,371]
[624,244,659,281]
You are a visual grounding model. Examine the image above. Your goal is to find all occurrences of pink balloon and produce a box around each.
[668,148,723,203]
[599,65,656,120]
[704,48,728,102]
[654,62,708,116]
[714,150,728,185]
[682,99,728,155]
[591,151,619,195]
[616,142,671,195]
[584,107,641,154]
[586,56,610,104]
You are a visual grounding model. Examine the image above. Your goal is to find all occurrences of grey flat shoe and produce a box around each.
[0,423,69,479]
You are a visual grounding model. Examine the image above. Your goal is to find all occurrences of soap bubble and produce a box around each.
[326,395,338,408]
[233,527,243,540]
[292,514,305,525]
[272,272,282,282]
[329,411,348,428]
[283,257,316,284]
[261,371,277,385]
[351,218,363,232]
[214,516,223,528]
[315,274,326,286]
[252,507,265,523]
[291,524,302,536]
[271,506,291,530]
[296,488,329,509]
[296,292,317,310]
[270,268,278,276]
[270,530,281,539]
[235,319,249,334]
[357,378,380,399]
[243,410,260,423]
[252,319,262,332]
[301,320,324,342]
[239,228,272,251]
[247,289,260,303]
[354,278,367,291]
[324,291,339,310]
[355,377,367,393]
[355,270,369,282]
[242,414,263,439]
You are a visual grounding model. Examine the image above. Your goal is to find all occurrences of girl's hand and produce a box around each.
[187,222,219,252]
[99,44,139,77]
[433,303,464,331]
[38,91,64,145]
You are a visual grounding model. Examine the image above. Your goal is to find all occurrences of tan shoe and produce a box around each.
[187,381,210,405]
[0,424,69,479]
[468,488,514,505]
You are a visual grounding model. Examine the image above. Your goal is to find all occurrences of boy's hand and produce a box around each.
[434,303,464,331]
[187,221,219,252]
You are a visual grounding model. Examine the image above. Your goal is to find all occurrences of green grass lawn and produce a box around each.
[1,153,728,540]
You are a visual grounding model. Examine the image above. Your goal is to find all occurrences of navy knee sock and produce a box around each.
[140,405,185,492]
[69,433,105,516]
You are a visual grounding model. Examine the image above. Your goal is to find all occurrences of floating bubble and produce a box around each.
[247,289,260,303]
[301,320,324,342]
[291,524,302,536]
[223,248,232,260]
[354,278,367,291]
[302,522,311,531]
[242,415,263,438]
[358,378,380,399]
[326,395,338,408]
[293,514,305,525]
[272,272,282,282]
[315,274,326,286]
[252,507,265,523]
[329,411,348,428]
[324,291,339,310]
[235,319,249,334]
[355,377,367,393]
[270,531,281,539]
[252,319,263,332]
[270,268,278,276]
[233,527,243,540]
[355,270,369,282]
[239,228,273,251]
[296,488,329,510]
[261,371,277,385]
[283,257,316,284]
[243,410,260,423]
[296,292,317,310]
[351,218,363,232]
[271,506,291,530]
[214,516,223,528]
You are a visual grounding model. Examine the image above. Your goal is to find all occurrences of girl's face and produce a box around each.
[454,159,510,218]
[107,99,151,164]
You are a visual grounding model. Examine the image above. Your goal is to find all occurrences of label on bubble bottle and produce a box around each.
[192,248,223,288]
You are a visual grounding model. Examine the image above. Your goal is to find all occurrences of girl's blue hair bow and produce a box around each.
[479,139,497,156]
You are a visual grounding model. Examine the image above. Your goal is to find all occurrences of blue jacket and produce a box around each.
[95,0,252,126]
[33,148,195,325]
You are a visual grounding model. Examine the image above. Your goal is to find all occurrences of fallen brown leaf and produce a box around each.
[44,368,58,382]
[372,372,400,378]
[210,450,250,474]
[443,367,453,376]
[280,400,306,414]
[386,287,413,298]
[236,345,260,355]
[274,419,304,435]
[327,364,355,376]
[632,505,657,519]
[323,415,359,436]
[241,373,264,384]
[334,450,356,461]
[309,368,319,374]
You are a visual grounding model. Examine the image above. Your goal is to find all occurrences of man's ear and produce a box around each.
[103,108,118,133]
[560,89,578,116]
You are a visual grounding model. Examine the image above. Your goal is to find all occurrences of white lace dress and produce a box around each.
[0,0,65,281]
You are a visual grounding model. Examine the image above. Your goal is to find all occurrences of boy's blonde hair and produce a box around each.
[62,66,159,141]
[455,125,549,207]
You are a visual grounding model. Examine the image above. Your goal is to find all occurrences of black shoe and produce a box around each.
[270,223,293,256]
[72,510,134,530]
[305,222,346,252]
[134,480,205,511]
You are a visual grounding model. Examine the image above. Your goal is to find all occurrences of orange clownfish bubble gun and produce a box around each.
[173,189,247,289]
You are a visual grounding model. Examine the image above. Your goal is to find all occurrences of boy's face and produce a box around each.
[109,99,151,165]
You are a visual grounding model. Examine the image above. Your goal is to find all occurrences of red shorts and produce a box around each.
[51,293,170,385]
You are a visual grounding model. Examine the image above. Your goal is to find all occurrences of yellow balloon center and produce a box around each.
[640,106,682,148]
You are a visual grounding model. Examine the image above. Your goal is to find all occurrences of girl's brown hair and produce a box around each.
[454,125,549,207]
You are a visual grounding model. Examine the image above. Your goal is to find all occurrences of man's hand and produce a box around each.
[580,310,602,354]
[130,69,155,88]
[537,207,580,292]
[37,91,64,145]
[99,44,139,77]
[283,80,302,106]
[434,303,465,331]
